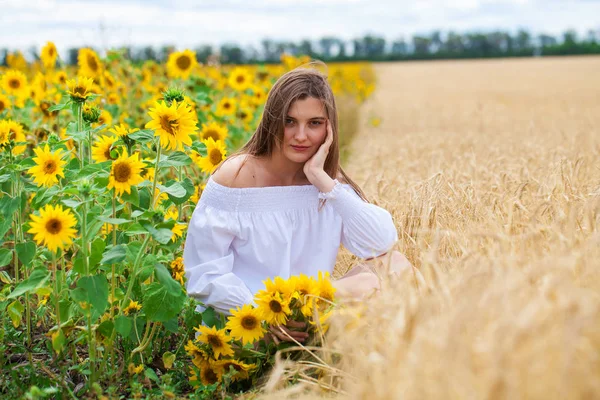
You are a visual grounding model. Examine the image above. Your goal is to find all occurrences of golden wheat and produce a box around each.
[262,56,600,400]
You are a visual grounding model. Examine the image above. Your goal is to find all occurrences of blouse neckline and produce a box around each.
[200,176,348,213]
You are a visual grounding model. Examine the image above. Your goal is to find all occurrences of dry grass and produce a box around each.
[261,56,600,399]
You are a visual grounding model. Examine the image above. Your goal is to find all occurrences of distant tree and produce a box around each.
[391,38,408,56]
[194,45,213,64]
[220,43,244,64]
[538,34,557,47]
[412,35,431,56]
[443,31,464,55]
[319,37,336,59]
[67,48,79,66]
[298,40,314,58]
[141,46,157,62]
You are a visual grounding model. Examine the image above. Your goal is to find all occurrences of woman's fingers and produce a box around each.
[286,320,306,329]
[269,325,309,342]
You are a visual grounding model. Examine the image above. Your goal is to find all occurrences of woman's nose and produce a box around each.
[295,124,308,140]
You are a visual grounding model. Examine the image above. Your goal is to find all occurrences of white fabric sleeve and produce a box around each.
[183,204,254,315]
[319,180,398,259]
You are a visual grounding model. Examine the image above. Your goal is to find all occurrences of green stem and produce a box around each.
[177,165,183,218]
[81,201,89,276]
[76,102,84,168]
[118,234,151,314]
[131,322,159,356]
[107,194,117,372]
[87,307,97,386]
[52,252,60,328]
[150,141,161,210]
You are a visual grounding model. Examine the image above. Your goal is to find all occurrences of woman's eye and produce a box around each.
[285,119,294,125]
[311,121,322,126]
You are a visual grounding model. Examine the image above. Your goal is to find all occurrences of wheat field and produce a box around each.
[265,56,600,399]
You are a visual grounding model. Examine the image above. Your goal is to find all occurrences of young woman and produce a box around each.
[183,65,414,342]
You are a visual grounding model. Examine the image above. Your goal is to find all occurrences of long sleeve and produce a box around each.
[183,203,254,315]
[319,180,398,259]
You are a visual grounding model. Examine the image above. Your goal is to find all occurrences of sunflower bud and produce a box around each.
[82,104,101,123]
[47,132,60,146]
[162,87,185,105]
[78,178,92,198]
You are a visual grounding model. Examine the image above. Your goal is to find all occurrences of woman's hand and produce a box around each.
[303,120,336,192]
[266,320,309,344]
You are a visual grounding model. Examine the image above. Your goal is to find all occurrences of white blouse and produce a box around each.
[182,176,398,315]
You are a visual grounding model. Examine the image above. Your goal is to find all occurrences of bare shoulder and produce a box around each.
[211,154,257,188]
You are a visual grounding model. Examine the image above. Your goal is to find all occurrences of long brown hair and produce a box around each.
[213,61,369,207]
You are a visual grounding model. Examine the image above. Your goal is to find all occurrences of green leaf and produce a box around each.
[124,222,148,236]
[61,199,83,208]
[48,102,71,112]
[162,351,176,369]
[0,249,12,268]
[142,282,185,322]
[120,186,139,207]
[0,196,20,218]
[15,241,36,267]
[77,275,109,314]
[96,216,131,225]
[51,328,66,354]
[128,129,155,143]
[78,162,110,179]
[158,151,192,168]
[0,174,11,183]
[156,181,186,198]
[115,315,132,337]
[97,320,114,337]
[89,238,106,273]
[7,300,24,328]
[0,219,12,243]
[141,222,173,245]
[100,245,127,265]
[144,368,160,383]
[7,268,51,299]
[154,262,181,292]
[201,307,219,329]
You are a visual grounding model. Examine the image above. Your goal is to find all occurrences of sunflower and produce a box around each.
[97,109,113,127]
[2,119,27,155]
[127,363,144,375]
[41,42,58,69]
[199,122,228,142]
[0,122,9,146]
[66,76,95,102]
[215,359,255,382]
[123,300,142,316]
[171,223,186,242]
[256,276,295,301]
[78,48,102,79]
[194,325,234,359]
[92,135,118,163]
[102,71,117,91]
[226,304,265,345]
[28,204,78,253]
[1,70,28,98]
[107,149,146,196]
[290,274,318,317]
[255,292,291,326]
[194,138,227,174]
[316,271,336,309]
[190,184,206,204]
[53,71,68,86]
[215,97,236,117]
[0,93,11,113]
[27,144,66,187]
[250,85,266,107]
[198,359,224,386]
[145,100,197,151]
[184,340,209,368]
[166,49,198,79]
[170,257,185,286]
[236,106,254,125]
[228,67,252,92]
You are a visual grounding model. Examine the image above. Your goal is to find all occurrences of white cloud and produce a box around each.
[0,0,597,57]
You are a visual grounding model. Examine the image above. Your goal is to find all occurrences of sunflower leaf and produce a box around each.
[100,244,127,265]
[77,275,109,314]
[48,102,71,112]
[15,241,36,267]
[158,152,192,168]
[156,182,186,198]
[143,281,185,322]
[141,222,173,245]
[0,249,13,268]
[128,129,155,143]
[96,216,131,225]
[7,267,51,299]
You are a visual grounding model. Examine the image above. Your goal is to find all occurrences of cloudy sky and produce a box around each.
[1,0,598,55]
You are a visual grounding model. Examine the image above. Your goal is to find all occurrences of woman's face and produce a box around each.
[279,96,328,164]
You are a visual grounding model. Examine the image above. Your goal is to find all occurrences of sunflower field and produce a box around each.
[0,43,376,398]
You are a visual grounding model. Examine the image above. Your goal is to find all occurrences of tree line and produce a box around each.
[2,28,599,66]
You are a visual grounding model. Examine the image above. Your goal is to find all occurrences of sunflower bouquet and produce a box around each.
[185,272,336,390]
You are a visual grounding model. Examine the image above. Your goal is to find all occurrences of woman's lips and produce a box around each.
[291,145,310,151]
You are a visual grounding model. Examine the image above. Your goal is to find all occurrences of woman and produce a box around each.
[183,65,415,343]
